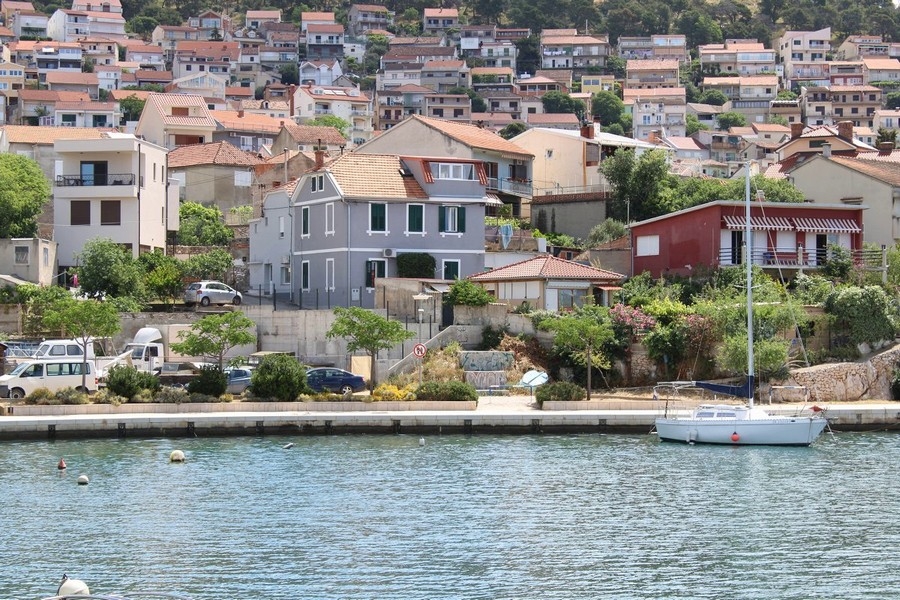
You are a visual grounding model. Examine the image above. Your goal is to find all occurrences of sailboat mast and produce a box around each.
[745,163,755,407]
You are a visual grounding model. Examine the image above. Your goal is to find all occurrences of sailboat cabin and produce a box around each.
[629,201,865,278]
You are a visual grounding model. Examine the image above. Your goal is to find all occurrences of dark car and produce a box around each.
[225,367,254,394]
[306,367,366,394]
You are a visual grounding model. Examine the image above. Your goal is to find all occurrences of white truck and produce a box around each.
[121,325,195,373]
[26,337,129,374]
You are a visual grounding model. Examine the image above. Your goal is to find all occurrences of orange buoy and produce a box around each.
[57,458,67,470]
[731,432,740,442]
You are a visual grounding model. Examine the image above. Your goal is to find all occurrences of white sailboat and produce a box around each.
[654,167,828,446]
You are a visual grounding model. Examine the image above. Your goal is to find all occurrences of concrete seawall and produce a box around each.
[1,397,898,439]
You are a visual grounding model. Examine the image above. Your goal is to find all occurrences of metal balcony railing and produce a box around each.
[487,177,532,197]
[56,173,136,187]
[717,247,885,270]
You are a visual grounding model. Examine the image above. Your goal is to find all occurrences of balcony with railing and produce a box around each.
[717,246,883,272]
[55,173,137,198]
[487,177,532,198]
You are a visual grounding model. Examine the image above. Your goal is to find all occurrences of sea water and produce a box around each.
[3,432,899,600]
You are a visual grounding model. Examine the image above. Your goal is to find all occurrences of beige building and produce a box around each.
[0,60,25,100]
[625,59,679,90]
[167,141,264,212]
[53,133,176,268]
[135,93,218,149]
[0,238,57,286]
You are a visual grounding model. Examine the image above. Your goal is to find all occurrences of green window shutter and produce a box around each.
[438,205,446,232]
[409,204,423,232]
[458,206,466,232]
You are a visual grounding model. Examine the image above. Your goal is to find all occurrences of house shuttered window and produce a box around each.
[438,205,465,233]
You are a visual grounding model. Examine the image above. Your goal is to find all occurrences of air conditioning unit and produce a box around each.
[281,254,290,264]
[382,248,396,258]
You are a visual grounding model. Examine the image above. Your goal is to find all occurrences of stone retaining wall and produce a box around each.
[786,343,900,402]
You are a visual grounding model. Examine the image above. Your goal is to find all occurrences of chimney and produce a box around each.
[790,122,804,139]
[648,130,660,145]
[580,123,593,139]
[237,109,244,118]
[878,141,894,155]
[314,139,324,169]
[822,142,831,158]
[837,120,853,141]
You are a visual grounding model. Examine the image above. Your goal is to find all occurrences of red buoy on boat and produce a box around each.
[58,458,67,470]
[731,432,740,442]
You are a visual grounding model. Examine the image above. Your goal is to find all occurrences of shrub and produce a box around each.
[187,365,227,397]
[535,381,585,406]
[54,387,90,405]
[155,386,189,404]
[396,252,436,278]
[25,387,57,405]
[372,383,417,401]
[478,325,507,350]
[92,388,125,405]
[446,279,493,306]
[106,365,161,399]
[251,354,308,401]
[415,380,478,402]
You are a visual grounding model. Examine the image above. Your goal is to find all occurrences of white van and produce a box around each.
[0,359,98,399]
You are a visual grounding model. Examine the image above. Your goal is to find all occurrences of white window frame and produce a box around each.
[366,258,387,289]
[301,260,310,291]
[280,265,291,285]
[325,202,334,235]
[369,202,388,234]
[301,206,310,237]
[311,173,325,192]
[325,258,335,291]
[279,215,285,238]
[431,162,476,180]
[636,234,660,257]
[406,203,425,235]
[442,259,461,280]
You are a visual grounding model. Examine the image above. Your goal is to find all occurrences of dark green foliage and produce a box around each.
[415,381,478,402]
[479,325,507,350]
[499,122,528,139]
[820,244,853,281]
[186,365,227,397]
[824,286,896,346]
[105,365,161,399]
[397,253,436,278]
[535,381,585,406]
[250,354,308,401]
[446,279,493,306]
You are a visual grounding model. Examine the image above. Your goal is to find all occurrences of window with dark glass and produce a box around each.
[370,202,386,232]
[100,200,121,225]
[71,200,90,225]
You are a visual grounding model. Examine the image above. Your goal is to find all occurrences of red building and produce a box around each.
[630,201,865,278]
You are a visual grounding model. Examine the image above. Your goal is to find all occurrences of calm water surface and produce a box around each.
[3,432,899,600]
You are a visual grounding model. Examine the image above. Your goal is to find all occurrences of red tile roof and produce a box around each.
[325,153,427,198]
[468,255,624,282]
[408,115,533,157]
[167,141,265,168]
[282,122,347,146]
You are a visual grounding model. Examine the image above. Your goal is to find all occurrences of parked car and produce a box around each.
[305,367,366,394]
[225,367,254,394]
[184,281,242,307]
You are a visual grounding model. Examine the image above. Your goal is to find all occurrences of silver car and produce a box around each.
[184,281,242,307]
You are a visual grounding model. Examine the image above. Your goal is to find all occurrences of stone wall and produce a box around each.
[785,343,900,402]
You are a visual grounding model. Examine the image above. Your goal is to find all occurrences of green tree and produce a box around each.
[586,219,627,247]
[183,249,234,281]
[685,113,709,135]
[139,253,184,307]
[541,306,614,398]
[698,89,728,106]
[43,298,121,390]
[591,91,624,127]
[604,56,626,79]
[776,89,798,100]
[82,56,95,73]
[600,148,672,222]
[499,121,528,139]
[877,127,897,147]
[119,94,146,121]
[18,284,73,336]
[514,35,541,75]
[363,33,390,74]
[279,63,299,85]
[768,115,789,127]
[305,115,351,138]
[886,92,900,110]
[448,86,487,112]
[676,9,723,48]
[77,238,146,301]
[177,202,233,246]
[326,306,415,389]
[0,154,51,238]
[541,91,585,121]
[170,311,255,369]
[716,111,748,130]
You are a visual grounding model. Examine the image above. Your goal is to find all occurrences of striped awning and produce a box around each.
[723,215,794,231]
[792,218,861,233]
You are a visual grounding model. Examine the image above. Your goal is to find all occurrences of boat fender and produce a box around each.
[731,432,740,442]
[170,450,186,463]
[77,474,89,485]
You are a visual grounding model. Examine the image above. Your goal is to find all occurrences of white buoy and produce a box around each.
[76,474,89,485]
[57,575,89,596]
[169,450,185,463]
[282,442,294,449]
[419,438,425,446]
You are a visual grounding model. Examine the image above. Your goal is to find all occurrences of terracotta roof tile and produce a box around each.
[167,141,265,168]
[828,155,900,186]
[325,153,427,199]
[0,125,111,144]
[109,89,152,101]
[45,72,98,85]
[18,89,90,102]
[211,109,287,133]
[468,255,624,282]
[409,115,532,157]
[282,122,347,146]
[626,58,679,71]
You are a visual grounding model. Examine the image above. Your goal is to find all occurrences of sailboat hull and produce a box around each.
[655,415,828,446]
